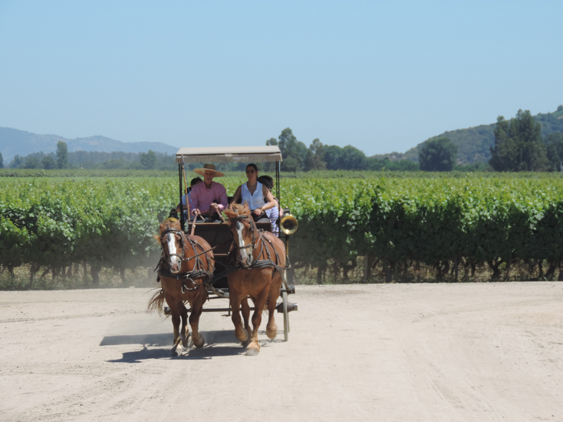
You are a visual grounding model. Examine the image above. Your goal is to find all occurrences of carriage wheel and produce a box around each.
[282,290,289,341]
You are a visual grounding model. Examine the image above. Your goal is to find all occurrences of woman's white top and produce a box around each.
[241,181,265,210]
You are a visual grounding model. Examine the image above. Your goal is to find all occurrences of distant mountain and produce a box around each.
[396,106,563,164]
[0,127,178,163]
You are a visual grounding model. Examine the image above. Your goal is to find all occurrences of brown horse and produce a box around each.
[224,203,287,356]
[148,218,215,356]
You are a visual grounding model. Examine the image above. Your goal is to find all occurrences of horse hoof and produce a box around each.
[266,325,277,340]
[245,347,260,356]
[193,335,205,349]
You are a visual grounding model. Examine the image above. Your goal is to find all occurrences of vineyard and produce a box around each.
[1,173,563,288]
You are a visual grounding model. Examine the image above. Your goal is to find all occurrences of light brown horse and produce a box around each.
[148,218,215,356]
[224,203,287,356]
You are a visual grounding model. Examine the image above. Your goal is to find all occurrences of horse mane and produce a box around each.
[225,203,250,219]
[160,218,181,232]
[154,217,182,243]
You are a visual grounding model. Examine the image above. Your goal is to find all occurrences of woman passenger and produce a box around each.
[257,175,283,234]
[230,163,277,222]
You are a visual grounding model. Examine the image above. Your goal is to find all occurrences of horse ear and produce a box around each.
[224,207,237,219]
[243,202,250,214]
[153,234,160,244]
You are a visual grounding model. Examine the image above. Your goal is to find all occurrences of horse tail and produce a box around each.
[147,289,166,315]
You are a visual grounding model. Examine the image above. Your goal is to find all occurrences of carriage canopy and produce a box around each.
[175,146,282,164]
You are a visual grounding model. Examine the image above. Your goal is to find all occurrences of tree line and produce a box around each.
[5,108,563,173]
[7,143,176,171]
[266,128,418,172]
[414,107,563,172]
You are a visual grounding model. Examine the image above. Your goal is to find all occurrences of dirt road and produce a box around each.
[1,283,563,421]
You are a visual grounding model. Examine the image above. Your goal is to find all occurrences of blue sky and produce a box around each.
[1,0,562,156]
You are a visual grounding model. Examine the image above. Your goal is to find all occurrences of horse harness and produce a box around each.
[157,228,215,294]
[232,214,290,277]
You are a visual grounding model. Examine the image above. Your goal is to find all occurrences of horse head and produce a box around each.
[224,203,257,267]
[156,218,184,273]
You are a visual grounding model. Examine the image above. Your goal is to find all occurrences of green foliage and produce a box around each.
[56,141,69,169]
[490,110,548,171]
[10,155,23,169]
[24,156,41,169]
[403,106,563,165]
[270,128,423,172]
[0,152,3,169]
[419,137,457,171]
[41,156,56,169]
[304,138,326,171]
[545,132,563,172]
[3,173,563,286]
[278,128,308,171]
[140,150,157,170]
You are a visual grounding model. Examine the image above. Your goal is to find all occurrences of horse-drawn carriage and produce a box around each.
[151,146,298,355]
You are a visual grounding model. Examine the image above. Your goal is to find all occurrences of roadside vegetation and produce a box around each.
[2,173,563,290]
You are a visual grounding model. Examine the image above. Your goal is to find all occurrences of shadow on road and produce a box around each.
[103,330,247,363]
[100,333,171,347]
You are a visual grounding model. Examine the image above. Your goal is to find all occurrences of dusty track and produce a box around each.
[1,283,563,421]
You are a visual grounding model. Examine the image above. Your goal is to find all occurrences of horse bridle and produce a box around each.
[158,229,215,291]
[231,215,259,266]
[160,228,186,265]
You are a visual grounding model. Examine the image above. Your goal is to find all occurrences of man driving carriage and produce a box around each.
[189,164,228,223]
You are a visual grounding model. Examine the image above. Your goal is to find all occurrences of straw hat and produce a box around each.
[193,163,224,177]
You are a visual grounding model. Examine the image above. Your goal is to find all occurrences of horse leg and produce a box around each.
[246,288,269,356]
[165,297,183,356]
[230,289,248,343]
[241,297,252,341]
[266,273,282,340]
[189,290,206,348]
[179,301,190,349]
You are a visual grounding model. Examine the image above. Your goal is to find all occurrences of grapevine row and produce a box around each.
[1,176,563,286]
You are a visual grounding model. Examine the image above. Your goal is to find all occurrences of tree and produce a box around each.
[278,128,307,171]
[24,156,41,169]
[0,152,3,169]
[489,110,548,171]
[545,132,563,172]
[42,156,56,169]
[323,145,343,170]
[304,138,326,171]
[419,137,457,171]
[323,145,369,170]
[11,155,23,169]
[56,141,69,169]
[140,150,157,169]
[339,145,368,170]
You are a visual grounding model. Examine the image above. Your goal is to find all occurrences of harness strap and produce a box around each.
[234,215,290,280]
[158,230,216,291]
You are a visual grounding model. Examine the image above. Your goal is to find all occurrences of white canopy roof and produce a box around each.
[175,146,282,164]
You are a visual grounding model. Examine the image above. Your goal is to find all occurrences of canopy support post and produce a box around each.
[178,163,184,232]
[276,161,281,238]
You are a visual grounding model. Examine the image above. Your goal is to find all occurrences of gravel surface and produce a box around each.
[1,283,563,421]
